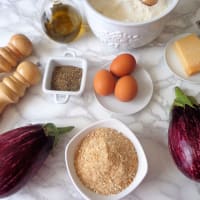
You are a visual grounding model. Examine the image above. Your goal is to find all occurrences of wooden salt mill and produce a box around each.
[0,34,33,72]
[0,61,41,114]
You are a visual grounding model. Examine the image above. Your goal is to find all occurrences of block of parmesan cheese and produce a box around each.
[174,34,200,76]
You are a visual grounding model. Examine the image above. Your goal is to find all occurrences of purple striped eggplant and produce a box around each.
[0,123,74,198]
[168,87,200,182]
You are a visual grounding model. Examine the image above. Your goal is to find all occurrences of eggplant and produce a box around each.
[168,87,200,182]
[0,123,74,198]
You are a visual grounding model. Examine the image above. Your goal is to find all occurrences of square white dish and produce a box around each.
[42,51,87,104]
[65,118,148,200]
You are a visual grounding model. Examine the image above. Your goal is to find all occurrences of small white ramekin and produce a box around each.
[42,50,87,104]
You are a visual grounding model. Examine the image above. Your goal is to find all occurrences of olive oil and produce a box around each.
[42,3,82,43]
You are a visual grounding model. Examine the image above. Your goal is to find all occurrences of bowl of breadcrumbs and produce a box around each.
[65,118,148,200]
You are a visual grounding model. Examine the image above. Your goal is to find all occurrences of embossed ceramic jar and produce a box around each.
[83,0,179,49]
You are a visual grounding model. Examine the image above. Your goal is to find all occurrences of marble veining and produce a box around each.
[0,0,200,200]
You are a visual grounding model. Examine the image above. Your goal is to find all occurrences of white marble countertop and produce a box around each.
[0,0,200,200]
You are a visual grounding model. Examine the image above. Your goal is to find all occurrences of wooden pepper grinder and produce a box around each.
[0,34,33,72]
[0,61,41,114]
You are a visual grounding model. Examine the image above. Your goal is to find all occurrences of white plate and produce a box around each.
[95,67,153,115]
[164,33,200,84]
[65,118,148,200]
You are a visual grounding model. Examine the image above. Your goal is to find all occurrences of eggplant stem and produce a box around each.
[57,126,74,134]
[43,123,74,145]
[174,87,196,107]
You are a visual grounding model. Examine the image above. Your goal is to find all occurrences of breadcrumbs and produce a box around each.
[74,127,138,195]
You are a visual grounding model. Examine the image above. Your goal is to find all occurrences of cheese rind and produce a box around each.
[174,34,200,76]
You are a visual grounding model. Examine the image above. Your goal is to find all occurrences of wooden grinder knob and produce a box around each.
[9,34,33,58]
[0,34,33,73]
[16,61,41,85]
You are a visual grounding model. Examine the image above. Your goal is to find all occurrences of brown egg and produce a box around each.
[94,69,116,96]
[110,53,136,77]
[9,34,33,57]
[114,75,138,102]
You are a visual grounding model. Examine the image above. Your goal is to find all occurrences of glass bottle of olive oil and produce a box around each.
[42,0,82,43]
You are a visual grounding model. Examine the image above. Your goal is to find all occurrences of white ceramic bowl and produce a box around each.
[83,0,179,49]
[42,50,87,104]
[65,118,148,200]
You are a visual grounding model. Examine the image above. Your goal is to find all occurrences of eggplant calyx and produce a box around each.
[43,123,74,145]
[173,87,198,108]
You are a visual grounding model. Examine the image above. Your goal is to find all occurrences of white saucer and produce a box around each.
[164,33,200,84]
[94,67,153,115]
